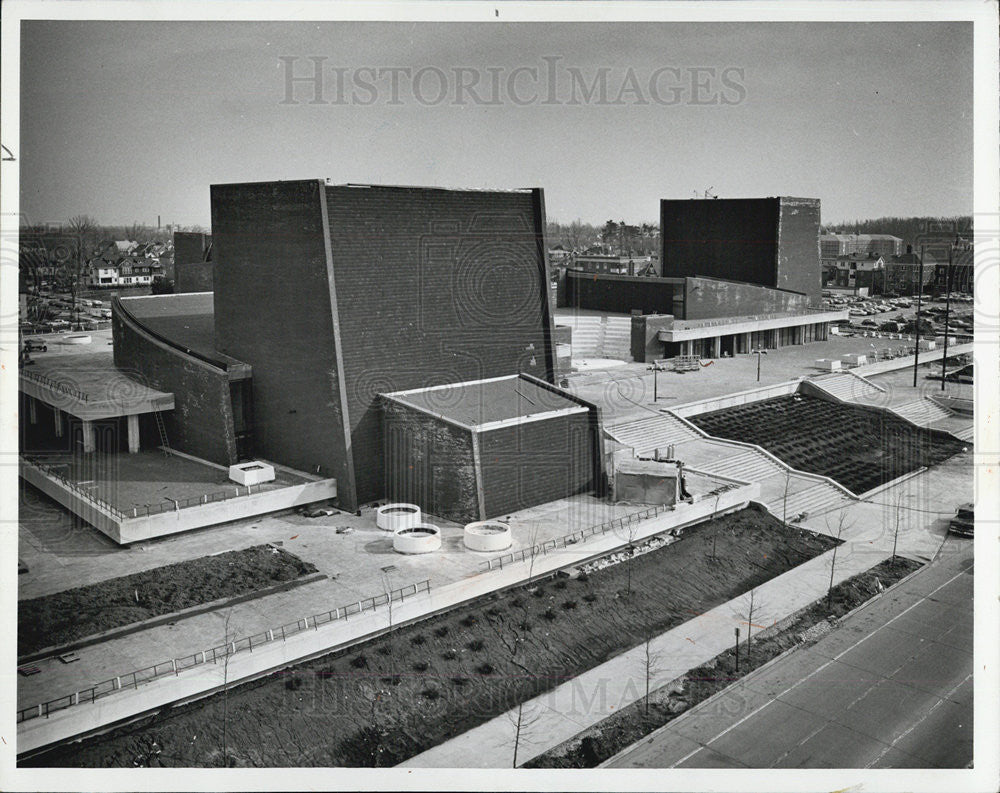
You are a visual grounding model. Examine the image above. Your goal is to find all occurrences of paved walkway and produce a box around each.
[603,539,974,769]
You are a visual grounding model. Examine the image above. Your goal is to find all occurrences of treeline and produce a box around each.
[822,216,973,246]
[547,219,659,256]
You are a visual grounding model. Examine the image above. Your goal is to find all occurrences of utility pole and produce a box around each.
[734,627,740,673]
[912,245,924,388]
[941,239,955,390]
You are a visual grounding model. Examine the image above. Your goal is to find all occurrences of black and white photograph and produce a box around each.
[1,1,997,791]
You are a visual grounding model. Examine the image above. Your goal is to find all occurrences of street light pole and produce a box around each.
[941,242,954,390]
[913,245,924,388]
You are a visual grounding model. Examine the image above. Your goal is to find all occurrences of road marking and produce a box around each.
[669,564,970,768]
[864,672,972,768]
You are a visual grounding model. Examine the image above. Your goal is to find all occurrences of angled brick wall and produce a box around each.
[325,185,555,505]
[211,180,355,505]
[382,399,478,524]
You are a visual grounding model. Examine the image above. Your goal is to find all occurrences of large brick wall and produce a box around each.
[324,184,556,505]
[211,180,356,503]
[173,232,211,266]
[565,270,685,315]
[683,276,809,319]
[382,399,478,523]
[776,197,821,301]
[175,261,214,293]
[478,411,596,519]
[661,197,821,304]
[661,198,780,288]
[112,299,237,465]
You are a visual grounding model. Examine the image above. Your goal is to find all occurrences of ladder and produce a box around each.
[153,411,170,455]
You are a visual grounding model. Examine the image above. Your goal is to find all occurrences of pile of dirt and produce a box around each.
[18,545,317,656]
[526,555,921,768]
[25,505,838,768]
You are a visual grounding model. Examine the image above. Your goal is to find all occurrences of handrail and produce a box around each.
[19,369,90,402]
[17,578,432,724]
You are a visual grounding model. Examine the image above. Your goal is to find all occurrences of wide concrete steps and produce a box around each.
[953,425,974,442]
[697,448,783,483]
[608,413,702,456]
[602,319,632,359]
[767,481,848,519]
[811,372,884,403]
[892,399,955,426]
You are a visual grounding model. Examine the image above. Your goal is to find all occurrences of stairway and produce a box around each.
[607,413,702,457]
[565,317,602,357]
[601,317,632,359]
[766,481,849,519]
[953,425,974,442]
[811,372,884,404]
[696,448,784,483]
[892,399,955,426]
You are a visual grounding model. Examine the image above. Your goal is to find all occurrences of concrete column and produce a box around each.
[28,397,38,425]
[711,335,721,358]
[127,414,140,454]
[743,332,751,354]
[54,407,63,438]
[795,325,804,345]
[81,420,95,453]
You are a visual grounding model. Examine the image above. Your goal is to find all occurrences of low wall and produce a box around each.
[117,478,339,543]
[19,460,123,543]
[672,379,803,417]
[19,458,337,544]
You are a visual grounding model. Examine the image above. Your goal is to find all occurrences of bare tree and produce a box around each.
[486,610,542,767]
[781,468,793,528]
[825,511,852,610]
[640,631,667,718]
[220,609,236,767]
[65,215,98,313]
[890,491,904,562]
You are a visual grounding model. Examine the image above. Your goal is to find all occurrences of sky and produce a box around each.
[18,20,973,228]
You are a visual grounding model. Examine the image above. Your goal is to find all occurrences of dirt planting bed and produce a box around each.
[18,546,317,657]
[25,505,838,768]
[527,556,922,768]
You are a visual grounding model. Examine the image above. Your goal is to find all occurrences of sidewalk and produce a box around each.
[400,541,891,768]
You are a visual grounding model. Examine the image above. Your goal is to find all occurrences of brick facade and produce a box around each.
[112,299,238,465]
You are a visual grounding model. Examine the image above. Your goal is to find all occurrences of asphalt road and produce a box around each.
[605,542,974,769]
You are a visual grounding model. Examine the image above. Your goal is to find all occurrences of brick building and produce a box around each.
[660,196,822,303]
[112,180,602,518]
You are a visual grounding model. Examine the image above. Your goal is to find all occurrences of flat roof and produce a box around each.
[384,374,585,429]
[20,352,174,419]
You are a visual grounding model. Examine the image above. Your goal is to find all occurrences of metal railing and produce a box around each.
[20,455,266,519]
[127,485,267,518]
[17,578,431,724]
[21,455,127,519]
[478,498,724,573]
[19,368,90,402]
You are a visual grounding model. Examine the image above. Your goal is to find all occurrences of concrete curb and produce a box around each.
[17,572,328,666]
[596,556,928,768]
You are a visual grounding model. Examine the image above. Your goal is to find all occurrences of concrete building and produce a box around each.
[572,253,656,276]
[821,233,904,259]
[661,196,822,303]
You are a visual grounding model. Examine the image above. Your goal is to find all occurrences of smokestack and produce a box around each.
[157,215,161,229]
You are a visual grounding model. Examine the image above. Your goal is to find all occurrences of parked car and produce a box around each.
[948,503,974,538]
[23,338,47,352]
